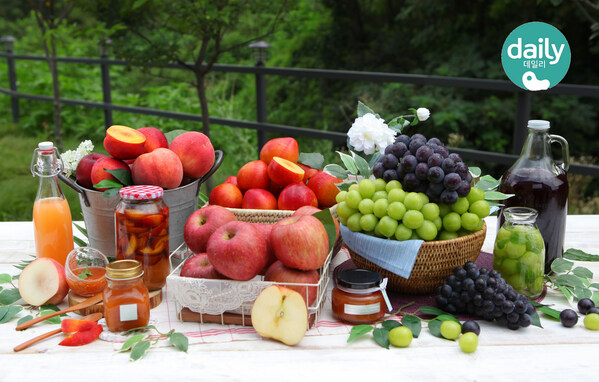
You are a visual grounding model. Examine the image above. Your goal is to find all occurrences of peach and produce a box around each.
[267,179,284,198]
[278,183,318,211]
[90,157,131,191]
[103,125,146,160]
[260,137,299,165]
[306,171,342,208]
[18,257,69,306]
[299,163,319,184]
[242,188,277,210]
[170,131,215,179]
[268,157,305,186]
[76,152,107,189]
[132,148,184,189]
[224,176,238,186]
[138,127,168,153]
[237,160,269,191]
[209,183,243,208]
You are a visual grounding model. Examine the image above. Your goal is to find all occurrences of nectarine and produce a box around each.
[259,137,299,165]
[170,131,215,179]
[103,125,146,160]
[132,148,184,189]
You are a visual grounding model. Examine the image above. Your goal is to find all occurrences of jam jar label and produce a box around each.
[119,303,139,322]
[344,302,380,316]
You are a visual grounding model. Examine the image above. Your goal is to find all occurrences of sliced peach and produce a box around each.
[103,125,146,160]
[268,157,305,186]
[124,235,137,257]
[139,241,166,256]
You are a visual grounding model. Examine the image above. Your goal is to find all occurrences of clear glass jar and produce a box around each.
[493,207,545,298]
[115,185,169,290]
[103,259,150,332]
[331,269,389,324]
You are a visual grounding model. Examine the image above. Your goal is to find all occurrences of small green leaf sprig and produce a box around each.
[93,168,133,198]
[120,325,189,361]
[545,249,599,305]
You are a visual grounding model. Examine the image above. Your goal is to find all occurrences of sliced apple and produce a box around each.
[251,285,308,346]
[18,257,70,306]
[268,156,305,186]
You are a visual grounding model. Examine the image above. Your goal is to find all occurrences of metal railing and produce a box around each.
[1,37,599,177]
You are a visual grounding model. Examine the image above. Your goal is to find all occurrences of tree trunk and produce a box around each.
[195,71,214,192]
[48,36,63,151]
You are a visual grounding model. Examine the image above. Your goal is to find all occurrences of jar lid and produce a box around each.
[119,185,164,200]
[527,120,550,130]
[38,141,53,151]
[106,260,143,279]
[337,269,382,290]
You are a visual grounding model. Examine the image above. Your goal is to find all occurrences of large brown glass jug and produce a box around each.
[498,120,569,274]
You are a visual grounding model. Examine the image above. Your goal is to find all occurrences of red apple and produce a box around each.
[259,137,299,165]
[277,183,318,211]
[209,183,243,208]
[206,221,268,281]
[180,253,225,279]
[267,157,305,186]
[76,153,107,189]
[267,180,284,198]
[270,215,329,270]
[264,261,320,306]
[298,163,319,184]
[170,131,215,179]
[138,127,168,153]
[237,160,269,191]
[242,189,277,210]
[18,257,69,306]
[307,171,342,208]
[183,205,237,254]
[252,223,277,273]
[90,157,131,191]
[223,176,238,186]
[293,206,340,245]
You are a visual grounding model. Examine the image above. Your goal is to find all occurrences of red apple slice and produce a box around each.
[18,258,69,306]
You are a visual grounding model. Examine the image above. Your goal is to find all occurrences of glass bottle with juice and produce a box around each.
[30,142,74,266]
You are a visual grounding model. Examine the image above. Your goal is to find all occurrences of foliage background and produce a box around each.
[0,0,598,221]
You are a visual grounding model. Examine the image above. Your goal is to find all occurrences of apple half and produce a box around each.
[251,285,308,346]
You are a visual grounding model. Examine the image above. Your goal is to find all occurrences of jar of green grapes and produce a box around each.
[493,207,545,298]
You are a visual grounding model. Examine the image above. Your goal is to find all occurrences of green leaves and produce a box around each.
[337,151,358,175]
[0,274,12,284]
[77,268,92,280]
[0,288,21,305]
[373,328,390,349]
[427,319,443,339]
[164,130,188,145]
[120,334,148,352]
[323,164,348,180]
[120,326,189,361]
[401,315,421,338]
[130,340,152,361]
[347,324,374,342]
[551,258,573,273]
[312,209,337,253]
[298,152,324,170]
[547,251,599,304]
[357,101,375,118]
[167,332,188,352]
[564,248,599,262]
[346,316,422,348]
[0,305,23,324]
[352,152,371,178]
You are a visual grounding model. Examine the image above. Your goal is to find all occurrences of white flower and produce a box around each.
[347,113,396,155]
[62,140,94,177]
[416,107,430,122]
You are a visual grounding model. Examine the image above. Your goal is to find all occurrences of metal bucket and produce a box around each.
[59,150,223,258]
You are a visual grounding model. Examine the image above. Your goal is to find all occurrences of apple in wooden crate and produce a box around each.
[18,257,69,306]
[270,215,329,270]
[264,261,319,306]
[209,183,243,208]
[170,131,215,179]
[251,285,308,346]
[103,125,147,160]
[183,205,237,254]
[180,253,225,279]
[259,137,299,165]
[132,147,184,189]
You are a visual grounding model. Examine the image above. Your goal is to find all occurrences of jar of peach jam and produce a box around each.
[332,269,391,324]
[103,259,150,332]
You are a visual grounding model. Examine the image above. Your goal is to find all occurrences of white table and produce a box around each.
[1,216,599,381]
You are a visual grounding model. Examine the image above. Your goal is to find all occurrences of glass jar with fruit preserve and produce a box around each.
[498,120,569,274]
[115,185,169,290]
[493,207,545,299]
[103,260,150,332]
[332,269,392,324]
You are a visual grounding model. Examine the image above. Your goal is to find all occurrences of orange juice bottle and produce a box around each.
[31,142,74,266]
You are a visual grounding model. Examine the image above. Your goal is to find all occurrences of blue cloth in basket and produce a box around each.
[340,224,423,279]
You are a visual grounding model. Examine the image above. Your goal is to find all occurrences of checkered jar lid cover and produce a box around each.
[119,185,164,200]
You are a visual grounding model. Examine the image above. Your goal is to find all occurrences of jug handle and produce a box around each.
[58,173,91,207]
[549,134,570,172]
[195,150,224,197]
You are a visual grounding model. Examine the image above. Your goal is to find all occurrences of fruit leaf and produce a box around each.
[74,236,88,247]
[347,324,374,342]
[351,152,371,178]
[484,191,512,200]
[475,175,500,191]
[336,182,355,192]
[417,306,450,317]
[167,332,189,352]
[77,268,92,280]
[17,314,33,326]
[337,151,358,175]
[312,209,337,253]
[94,179,123,190]
[428,319,443,338]
[530,311,543,328]
[40,309,62,324]
[0,305,22,324]
[105,168,132,187]
[0,288,21,305]
[556,274,585,288]
[120,334,148,352]
[40,304,61,312]
[573,287,593,300]
[590,283,599,290]
[401,315,422,338]
[530,302,560,321]
[572,267,593,279]
[164,129,188,145]
[102,188,121,199]
[130,340,152,361]
[564,248,599,262]
[368,152,382,169]
[323,164,348,180]
[557,285,574,301]
[551,258,573,273]
[73,222,88,238]
[372,328,390,349]
[435,314,461,323]
[469,167,482,177]
[0,274,11,284]
[298,152,324,170]
[357,101,376,118]
[592,292,599,306]
[13,257,34,271]
[387,116,405,133]
[125,325,157,333]
[381,320,402,331]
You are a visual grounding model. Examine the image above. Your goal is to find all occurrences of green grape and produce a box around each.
[337,201,358,219]
[358,198,375,215]
[506,274,526,290]
[469,200,490,219]
[466,187,485,204]
[336,190,348,204]
[345,190,363,209]
[499,258,520,276]
[505,241,526,259]
[461,212,481,231]
[439,230,459,241]
[416,220,438,241]
[348,183,359,192]
[374,221,385,237]
[374,178,387,192]
[418,192,429,206]
[338,215,348,226]
[451,197,469,215]
[358,179,376,199]
[385,180,402,192]
[439,203,452,217]
[387,188,406,204]
[433,216,443,231]
[373,199,389,218]
[378,216,399,237]
[389,326,413,348]
[496,226,512,242]
[395,224,413,241]
[346,212,363,232]
[404,192,424,211]
[459,332,478,353]
[440,320,461,340]
[359,213,378,232]
[403,210,424,229]
[387,201,407,221]
[584,313,599,330]
[372,190,388,201]
[410,231,422,240]
[442,212,462,232]
[421,203,440,221]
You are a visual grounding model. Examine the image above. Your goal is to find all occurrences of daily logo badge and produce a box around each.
[501,22,571,91]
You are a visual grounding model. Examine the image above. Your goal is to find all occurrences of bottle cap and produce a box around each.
[119,185,164,200]
[527,120,550,131]
[106,260,143,280]
[38,141,54,151]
